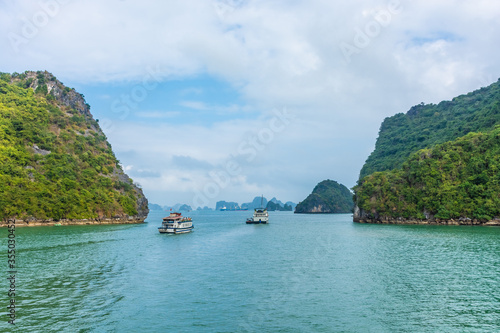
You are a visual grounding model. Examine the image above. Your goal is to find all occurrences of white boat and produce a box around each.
[158,212,194,234]
[246,196,269,224]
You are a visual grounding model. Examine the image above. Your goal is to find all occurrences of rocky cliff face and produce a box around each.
[0,70,149,225]
[294,195,336,214]
[24,71,94,119]
[353,206,500,226]
[112,167,149,220]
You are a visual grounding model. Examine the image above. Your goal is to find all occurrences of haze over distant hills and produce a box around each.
[148,203,193,211]
[216,196,295,211]
[150,196,296,212]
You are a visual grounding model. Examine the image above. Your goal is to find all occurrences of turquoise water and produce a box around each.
[1,211,499,332]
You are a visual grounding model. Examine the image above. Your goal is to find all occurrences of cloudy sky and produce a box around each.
[1,0,500,208]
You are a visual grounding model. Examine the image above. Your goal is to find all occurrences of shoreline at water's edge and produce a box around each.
[353,216,500,226]
[353,205,500,226]
[0,217,146,227]
[294,212,351,214]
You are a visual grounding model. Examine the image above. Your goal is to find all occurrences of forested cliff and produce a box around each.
[359,79,500,179]
[0,71,148,225]
[354,79,500,225]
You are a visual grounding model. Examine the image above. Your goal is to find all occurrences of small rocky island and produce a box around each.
[0,71,148,226]
[295,180,353,214]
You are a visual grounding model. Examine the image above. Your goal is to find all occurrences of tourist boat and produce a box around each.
[158,212,194,234]
[246,196,269,224]
[246,208,269,224]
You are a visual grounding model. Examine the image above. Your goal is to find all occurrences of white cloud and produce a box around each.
[136,111,182,119]
[179,101,210,111]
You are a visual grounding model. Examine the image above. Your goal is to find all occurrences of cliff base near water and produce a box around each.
[353,207,500,226]
[1,217,146,227]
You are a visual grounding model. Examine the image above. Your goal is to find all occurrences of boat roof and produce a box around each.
[163,213,192,222]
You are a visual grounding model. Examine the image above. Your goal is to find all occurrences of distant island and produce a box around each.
[149,203,194,211]
[149,197,295,212]
[148,203,164,211]
[164,204,192,212]
[266,198,294,211]
[196,206,213,211]
[0,71,148,226]
[216,196,296,211]
[295,180,353,214]
[354,78,500,225]
[215,201,244,211]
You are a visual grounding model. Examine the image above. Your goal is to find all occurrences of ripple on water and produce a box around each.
[0,212,498,332]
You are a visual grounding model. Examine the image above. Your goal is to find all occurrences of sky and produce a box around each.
[1,0,500,208]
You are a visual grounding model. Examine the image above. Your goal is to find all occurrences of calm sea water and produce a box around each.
[1,211,499,332]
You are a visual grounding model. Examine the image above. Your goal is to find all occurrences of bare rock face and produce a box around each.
[113,167,149,219]
[32,144,51,155]
[25,71,93,119]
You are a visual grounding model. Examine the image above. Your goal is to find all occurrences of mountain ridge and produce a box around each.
[359,78,500,180]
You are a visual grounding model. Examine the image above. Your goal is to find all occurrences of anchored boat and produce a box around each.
[246,208,269,224]
[246,196,269,224]
[158,212,194,234]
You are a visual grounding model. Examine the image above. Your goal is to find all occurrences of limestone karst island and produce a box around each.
[353,79,500,226]
[294,180,353,214]
[0,71,148,226]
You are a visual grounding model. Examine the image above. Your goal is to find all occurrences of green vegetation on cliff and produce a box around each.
[359,79,500,180]
[0,71,148,221]
[295,180,353,214]
[354,126,500,221]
